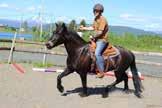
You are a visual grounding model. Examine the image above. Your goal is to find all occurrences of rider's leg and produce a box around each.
[95,40,108,78]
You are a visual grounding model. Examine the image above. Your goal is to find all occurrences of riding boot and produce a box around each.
[96,71,104,78]
[96,58,109,78]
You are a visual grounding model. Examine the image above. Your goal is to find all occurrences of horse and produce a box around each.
[45,23,143,98]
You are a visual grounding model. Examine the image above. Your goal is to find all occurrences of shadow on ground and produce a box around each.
[62,86,135,97]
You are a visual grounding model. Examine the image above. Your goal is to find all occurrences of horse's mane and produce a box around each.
[67,28,88,45]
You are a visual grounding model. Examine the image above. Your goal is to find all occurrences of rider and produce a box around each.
[79,3,109,78]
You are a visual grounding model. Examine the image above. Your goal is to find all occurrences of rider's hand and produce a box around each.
[89,35,95,41]
[89,35,93,39]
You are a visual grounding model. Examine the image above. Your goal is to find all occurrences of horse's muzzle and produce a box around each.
[45,42,53,49]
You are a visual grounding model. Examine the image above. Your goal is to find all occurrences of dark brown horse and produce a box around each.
[46,23,143,98]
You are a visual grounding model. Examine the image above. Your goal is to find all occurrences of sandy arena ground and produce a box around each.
[0,63,162,108]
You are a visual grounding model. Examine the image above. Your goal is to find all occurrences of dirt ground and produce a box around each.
[0,63,162,108]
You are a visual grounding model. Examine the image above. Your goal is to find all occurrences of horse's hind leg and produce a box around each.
[79,73,88,97]
[102,79,121,98]
[123,72,130,93]
[123,72,128,90]
[102,71,123,98]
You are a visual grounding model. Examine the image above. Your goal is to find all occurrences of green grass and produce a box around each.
[82,31,162,53]
[0,28,16,33]
[32,62,54,68]
[1,29,162,53]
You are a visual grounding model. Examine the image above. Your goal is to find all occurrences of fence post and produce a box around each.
[8,31,17,64]
[43,45,47,65]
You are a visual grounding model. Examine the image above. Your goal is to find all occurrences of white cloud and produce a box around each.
[76,16,86,21]
[15,7,20,11]
[144,23,162,31]
[75,16,89,23]
[119,13,162,31]
[120,13,132,19]
[55,16,71,22]
[0,3,24,12]
[31,15,39,20]
[26,6,36,12]
[37,5,42,10]
[55,16,91,24]
[13,6,37,13]
[145,23,160,29]
[0,16,6,19]
[120,13,146,22]
[0,3,9,8]
[158,16,162,21]
[144,16,162,31]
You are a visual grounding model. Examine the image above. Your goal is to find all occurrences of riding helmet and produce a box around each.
[93,3,104,13]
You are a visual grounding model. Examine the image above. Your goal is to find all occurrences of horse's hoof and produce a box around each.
[102,93,108,98]
[134,92,142,98]
[124,90,131,94]
[61,93,67,96]
[79,92,88,97]
[57,85,64,93]
[123,88,131,94]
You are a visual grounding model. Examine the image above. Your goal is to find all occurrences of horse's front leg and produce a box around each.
[79,73,88,97]
[57,68,73,93]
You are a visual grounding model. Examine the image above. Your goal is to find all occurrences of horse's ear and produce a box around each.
[55,23,58,28]
[62,23,67,31]
[62,23,66,28]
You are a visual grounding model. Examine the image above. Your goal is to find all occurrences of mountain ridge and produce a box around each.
[109,25,161,36]
[0,18,161,36]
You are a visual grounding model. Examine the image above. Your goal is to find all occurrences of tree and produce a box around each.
[80,19,86,27]
[32,26,37,33]
[68,20,77,30]
[22,21,28,31]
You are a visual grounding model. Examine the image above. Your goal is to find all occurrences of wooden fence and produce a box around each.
[0,32,49,64]
[0,31,162,66]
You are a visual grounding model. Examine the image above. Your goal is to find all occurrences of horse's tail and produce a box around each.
[130,53,143,97]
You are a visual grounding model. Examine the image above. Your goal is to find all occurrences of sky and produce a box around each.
[0,0,162,32]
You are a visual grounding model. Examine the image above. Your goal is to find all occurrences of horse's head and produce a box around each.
[46,23,67,49]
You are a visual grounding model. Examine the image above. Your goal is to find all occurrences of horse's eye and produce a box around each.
[54,30,60,34]
[53,31,56,34]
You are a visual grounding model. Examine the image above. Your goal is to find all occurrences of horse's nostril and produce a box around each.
[45,42,52,49]
[45,42,49,46]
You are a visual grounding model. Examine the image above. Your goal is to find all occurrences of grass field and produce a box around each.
[82,31,162,52]
[0,31,162,53]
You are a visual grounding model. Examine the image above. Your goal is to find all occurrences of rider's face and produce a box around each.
[93,10,100,17]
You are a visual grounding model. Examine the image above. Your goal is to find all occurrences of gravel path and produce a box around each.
[0,64,162,108]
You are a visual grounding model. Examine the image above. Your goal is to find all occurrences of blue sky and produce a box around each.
[0,0,162,31]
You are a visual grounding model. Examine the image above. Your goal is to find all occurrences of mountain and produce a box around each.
[0,19,37,28]
[155,31,162,34]
[109,26,160,36]
[0,19,20,28]
[0,18,161,36]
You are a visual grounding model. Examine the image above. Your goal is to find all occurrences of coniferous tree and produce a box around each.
[80,19,86,27]
[69,20,77,30]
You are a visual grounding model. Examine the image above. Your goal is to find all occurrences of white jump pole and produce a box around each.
[32,67,63,73]
[8,31,17,64]
[32,67,144,80]
[43,46,47,65]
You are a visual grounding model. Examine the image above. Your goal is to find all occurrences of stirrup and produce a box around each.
[96,72,104,78]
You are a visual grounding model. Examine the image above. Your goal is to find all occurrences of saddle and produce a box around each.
[89,40,119,72]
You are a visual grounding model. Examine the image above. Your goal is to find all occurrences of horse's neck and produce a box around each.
[64,41,85,57]
[64,33,87,57]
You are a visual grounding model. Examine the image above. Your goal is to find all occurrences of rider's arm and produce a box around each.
[79,25,94,31]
